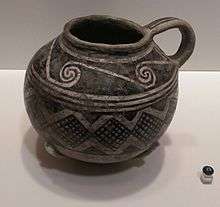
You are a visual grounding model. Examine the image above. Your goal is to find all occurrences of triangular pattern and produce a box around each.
[45,92,177,155]
[121,111,139,121]
[81,112,103,124]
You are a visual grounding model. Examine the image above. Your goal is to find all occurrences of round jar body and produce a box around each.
[24,15,195,163]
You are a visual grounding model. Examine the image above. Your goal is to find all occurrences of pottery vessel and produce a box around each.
[24,15,195,163]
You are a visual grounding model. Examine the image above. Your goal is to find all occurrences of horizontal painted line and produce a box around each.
[1,69,220,72]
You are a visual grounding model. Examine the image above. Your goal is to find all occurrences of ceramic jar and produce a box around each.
[24,15,195,163]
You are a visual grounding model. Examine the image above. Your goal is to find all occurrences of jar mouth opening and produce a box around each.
[62,15,150,53]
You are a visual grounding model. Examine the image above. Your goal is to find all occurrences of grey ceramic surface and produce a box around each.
[24,15,195,163]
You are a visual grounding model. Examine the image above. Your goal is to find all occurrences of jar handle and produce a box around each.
[145,17,196,66]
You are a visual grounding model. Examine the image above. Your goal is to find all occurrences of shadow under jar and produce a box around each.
[24,15,195,163]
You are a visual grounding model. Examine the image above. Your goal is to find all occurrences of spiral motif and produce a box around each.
[59,62,81,86]
[135,64,156,86]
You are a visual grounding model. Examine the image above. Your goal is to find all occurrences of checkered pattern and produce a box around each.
[132,112,163,144]
[53,115,90,148]
[95,118,131,151]
[50,112,164,152]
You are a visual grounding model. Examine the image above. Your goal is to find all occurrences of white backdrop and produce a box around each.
[0,0,219,70]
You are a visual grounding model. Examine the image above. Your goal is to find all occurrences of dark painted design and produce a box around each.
[132,113,164,144]
[95,118,131,151]
[52,115,91,148]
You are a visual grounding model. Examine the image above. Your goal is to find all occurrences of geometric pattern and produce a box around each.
[25,86,177,158]
[95,118,131,151]
[28,38,177,114]
[48,95,176,155]
[132,112,164,144]
[52,115,91,148]
[24,77,178,161]
[45,93,176,154]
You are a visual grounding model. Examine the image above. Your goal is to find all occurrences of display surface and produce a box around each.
[24,15,195,163]
[1,70,220,207]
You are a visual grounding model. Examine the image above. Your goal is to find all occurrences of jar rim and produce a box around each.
[61,15,151,53]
